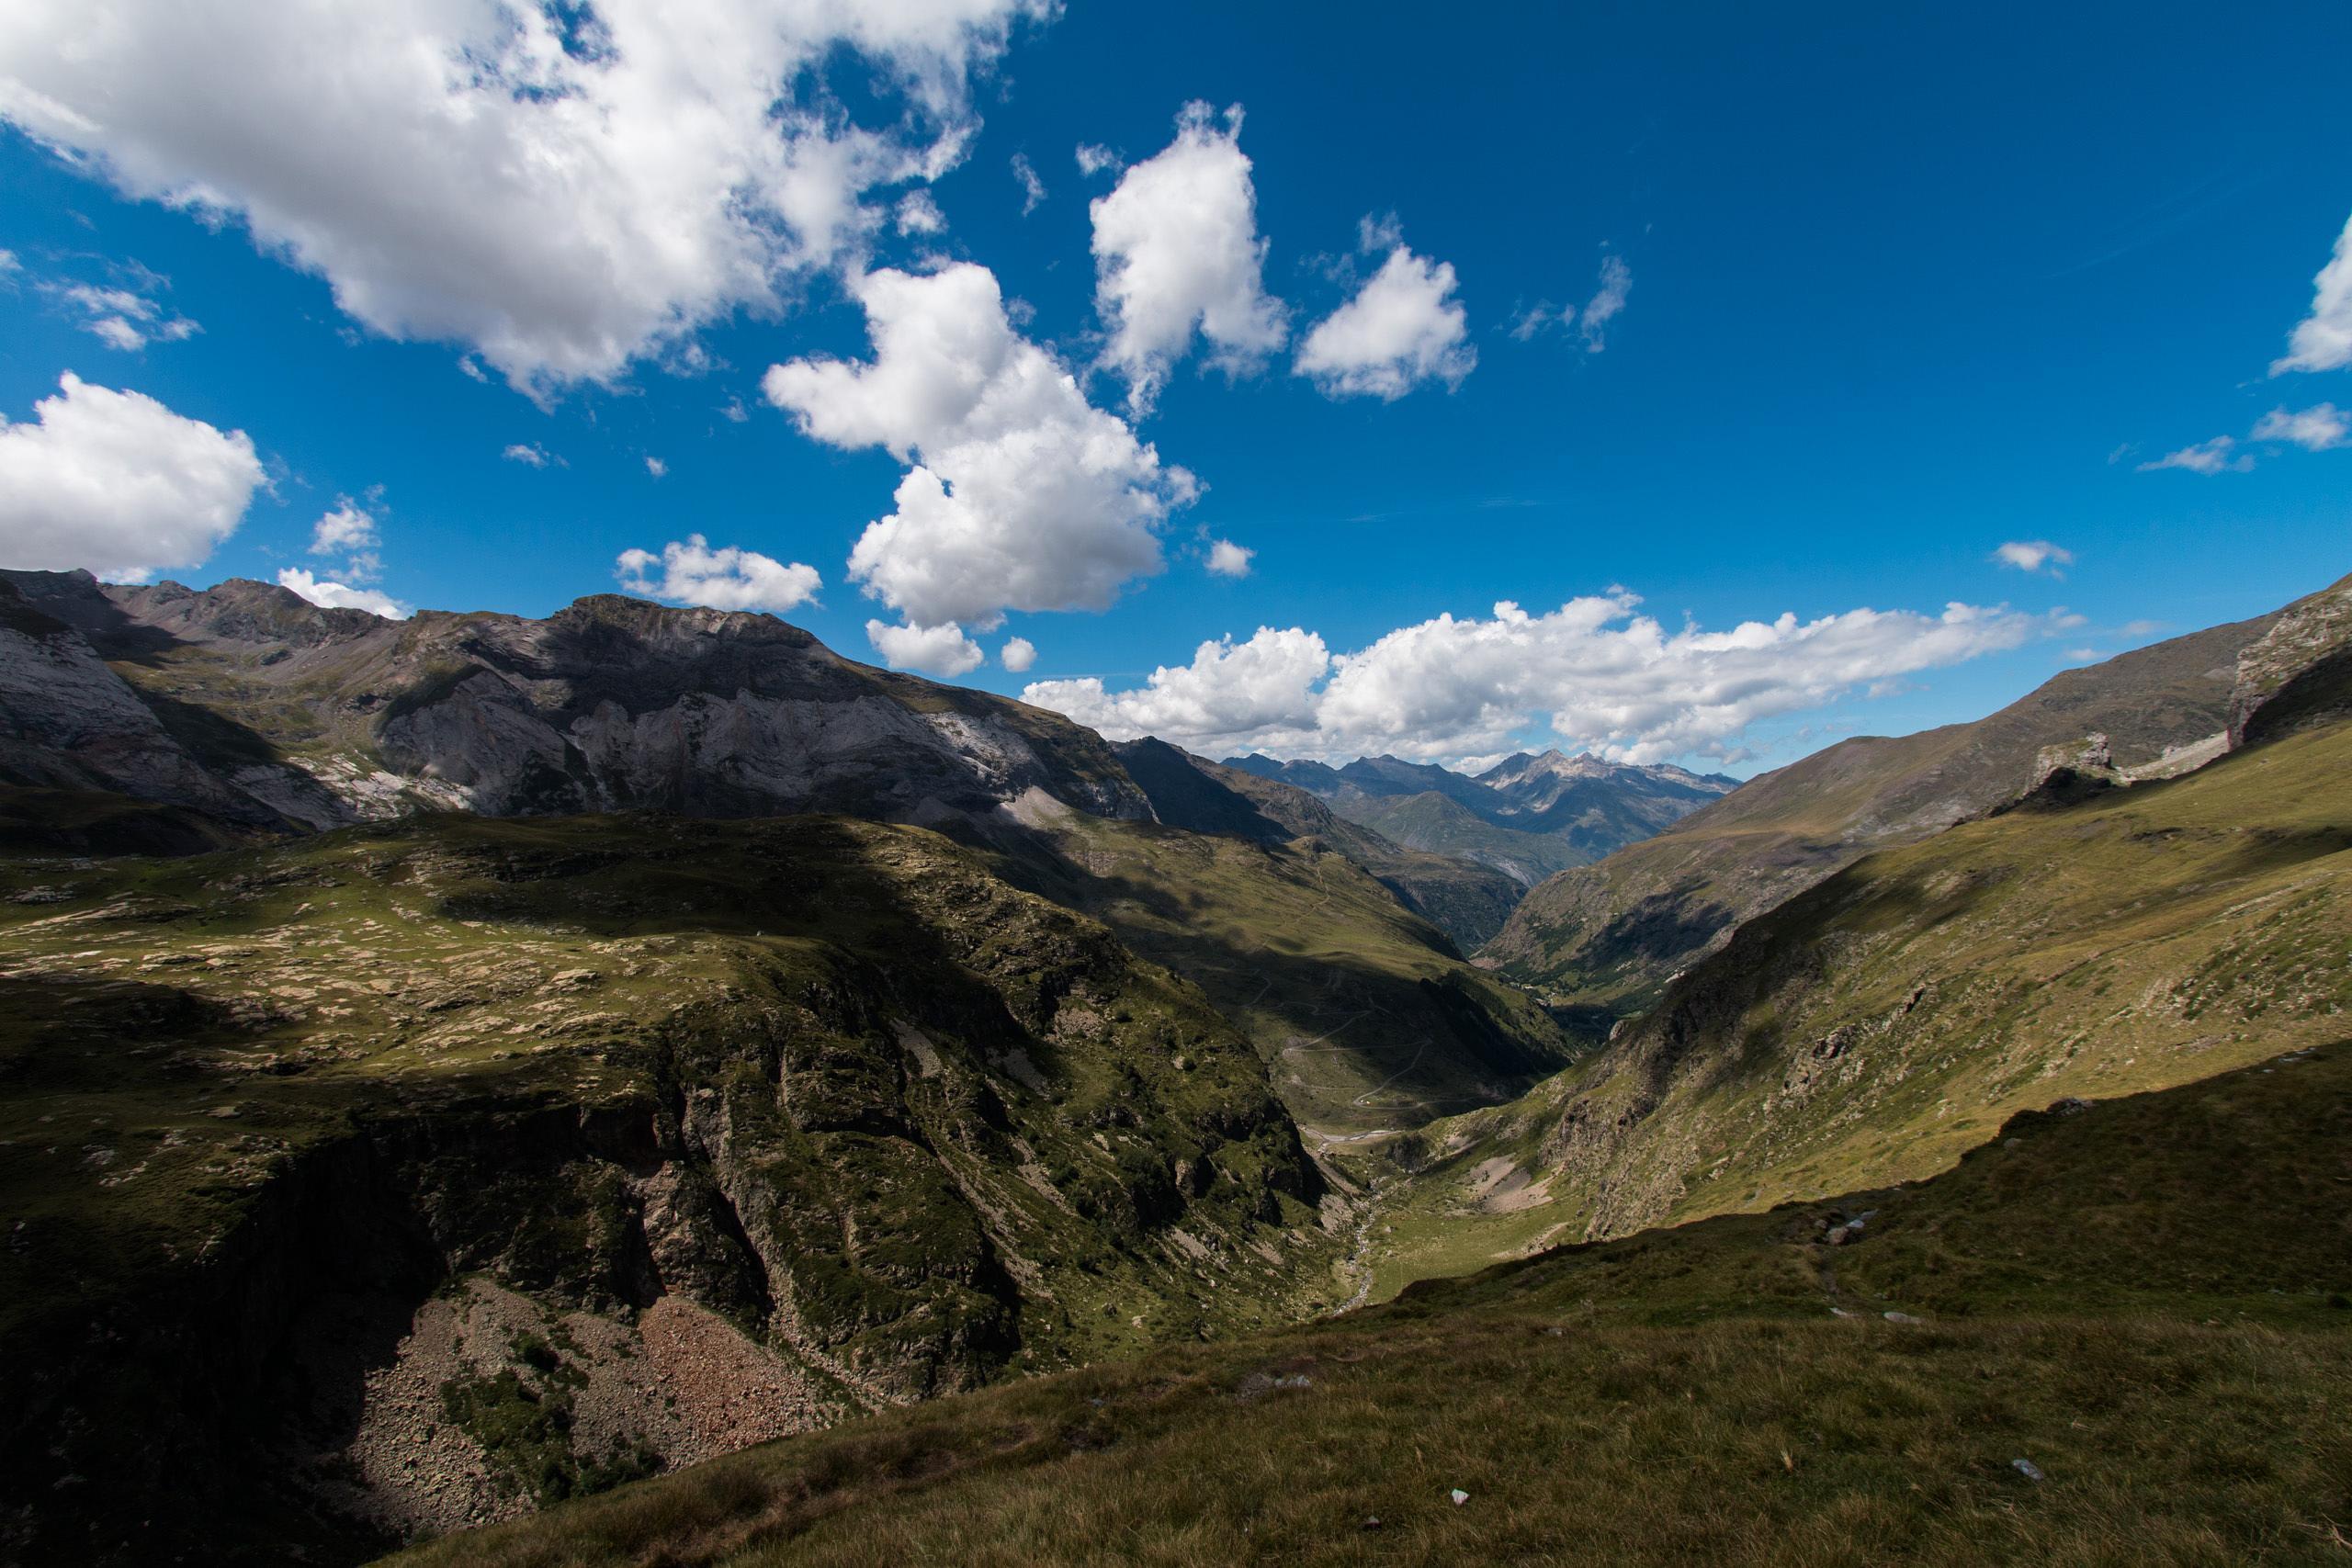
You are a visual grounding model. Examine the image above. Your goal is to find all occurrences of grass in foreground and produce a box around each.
[384,1041,2352,1566]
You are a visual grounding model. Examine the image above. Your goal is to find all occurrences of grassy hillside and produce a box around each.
[1362,709,2352,1296]
[992,803,1572,1136]
[0,816,1340,1564]
[383,1039,2352,1567]
[1483,589,2313,1020]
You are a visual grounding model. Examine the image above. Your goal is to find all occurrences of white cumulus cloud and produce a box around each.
[2251,402,2348,451]
[1205,538,1253,577]
[0,0,1052,395]
[1295,231,1475,400]
[616,533,820,614]
[763,262,1196,634]
[1026,626,1330,750]
[1089,102,1285,411]
[1993,539,2074,575]
[1026,591,2046,765]
[0,372,263,581]
[502,442,558,468]
[306,499,386,582]
[277,567,410,619]
[1000,635,1036,672]
[311,502,379,558]
[1074,142,1121,178]
[2273,210,2352,375]
[867,617,982,676]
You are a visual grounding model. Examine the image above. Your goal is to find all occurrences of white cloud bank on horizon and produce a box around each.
[0,372,263,581]
[0,0,1051,395]
[763,261,1197,669]
[1295,222,1475,400]
[2273,210,2352,375]
[1023,589,2053,765]
[1089,102,1286,411]
[277,567,410,619]
[616,534,820,614]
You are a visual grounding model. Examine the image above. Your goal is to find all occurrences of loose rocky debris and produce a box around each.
[1231,1369,1316,1403]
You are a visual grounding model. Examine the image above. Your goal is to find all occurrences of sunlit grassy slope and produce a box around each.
[1358,712,2352,1297]
[383,1038,2352,1568]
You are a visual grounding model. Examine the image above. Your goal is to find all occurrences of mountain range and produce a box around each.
[1226,749,1738,889]
[403,562,2348,1568]
[2,563,2346,1566]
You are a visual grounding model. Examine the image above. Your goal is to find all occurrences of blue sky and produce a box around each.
[1,0,2346,773]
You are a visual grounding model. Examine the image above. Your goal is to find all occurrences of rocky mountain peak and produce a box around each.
[0,572,1152,843]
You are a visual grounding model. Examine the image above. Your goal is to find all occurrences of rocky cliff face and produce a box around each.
[0,581,284,830]
[0,570,1148,840]
[0,815,1334,1565]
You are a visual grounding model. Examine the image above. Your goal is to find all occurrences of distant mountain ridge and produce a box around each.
[1484,570,2352,1024]
[1223,747,1737,889]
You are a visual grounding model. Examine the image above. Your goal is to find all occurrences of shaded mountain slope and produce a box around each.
[986,795,1573,1136]
[1481,580,2349,1021]
[0,815,1338,1566]
[384,1039,2352,1568]
[0,578,293,846]
[1361,695,2352,1294]
[1112,738,1523,950]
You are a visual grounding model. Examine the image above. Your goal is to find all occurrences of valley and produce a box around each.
[0,565,2345,1566]
[4,12,2345,1564]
